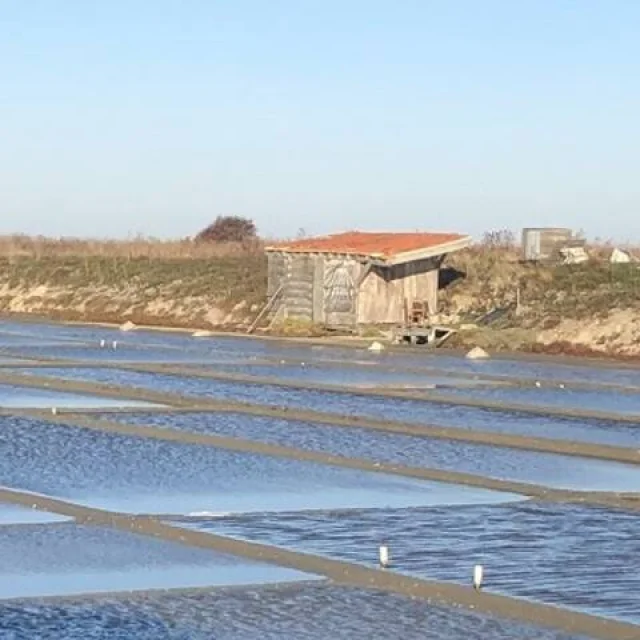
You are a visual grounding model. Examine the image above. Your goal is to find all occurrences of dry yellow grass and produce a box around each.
[0,234,263,260]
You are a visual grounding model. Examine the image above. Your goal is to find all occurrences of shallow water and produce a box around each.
[417,353,640,389]
[105,411,640,492]
[0,583,592,640]
[2,343,264,365]
[0,383,161,409]
[28,367,640,447]
[1,319,638,635]
[0,416,520,514]
[175,502,640,624]
[0,320,355,364]
[4,316,640,382]
[0,331,89,349]
[435,385,640,417]
[196,362,479,389]
[0,523,315,599]
[0,504,70,526]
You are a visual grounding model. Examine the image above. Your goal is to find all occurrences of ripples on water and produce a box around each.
[174,501,640,625]
[3,318,640,388]
[435,385,640,417]
[1,320,639,637]
[0,416,518,514]
[416,353,640,388]
[193,362,474,388]
[0,584,593,640]
[105,411,640,492]
[20,367,640,447]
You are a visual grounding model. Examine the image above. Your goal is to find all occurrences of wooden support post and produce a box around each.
[247,284,284,334]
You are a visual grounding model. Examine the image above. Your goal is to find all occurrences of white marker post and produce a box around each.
[112,340,118,350]
[100,339,106,348]
[51,407,57,415]
[473,564,484,591]
[379,544,390,569]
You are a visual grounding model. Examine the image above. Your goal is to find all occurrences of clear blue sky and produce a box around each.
[1,1,638,241]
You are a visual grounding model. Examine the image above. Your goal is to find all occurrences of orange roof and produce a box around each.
[265,231,471,262]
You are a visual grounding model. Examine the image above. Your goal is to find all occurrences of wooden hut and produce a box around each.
[264,231,472,328]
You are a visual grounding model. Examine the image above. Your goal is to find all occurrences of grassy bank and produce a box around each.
[441,247,640,356]
[0,236,638,356]
[0,252,267,330]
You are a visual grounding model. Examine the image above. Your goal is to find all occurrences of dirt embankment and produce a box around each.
[440,248,640,357]
[0,254,267,330]
[0,244,638,356]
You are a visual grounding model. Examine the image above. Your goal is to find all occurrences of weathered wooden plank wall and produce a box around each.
[357,256,441,324]
[283,254,315,320]
[267,252,444,327]
[267,253,286,298]
[323,257,360,327]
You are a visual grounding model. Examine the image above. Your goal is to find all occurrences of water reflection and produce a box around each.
[0,383,160,409]
[0,583,592,640]
[106,411,640,493]
[26,367,640,447]
[0,524,315,599]
[0,505,70,526]
[176,501,640,624]
[0,416,521,515]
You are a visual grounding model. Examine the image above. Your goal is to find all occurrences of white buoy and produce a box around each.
[559,383,565,389]
[112,340,118,350]
[535,381,541,388]
[51,407,57,415]
[100,339,106,348]
[473,564,484,590]
[379,544,390,568]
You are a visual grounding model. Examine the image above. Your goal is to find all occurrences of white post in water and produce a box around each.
[379,544,390,568]
[51,407,57,415]
[100,339,106,348]
[112,340,118,350]
[473,564,484,590]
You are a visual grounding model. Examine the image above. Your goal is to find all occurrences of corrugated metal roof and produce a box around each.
[265,231,470,260]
